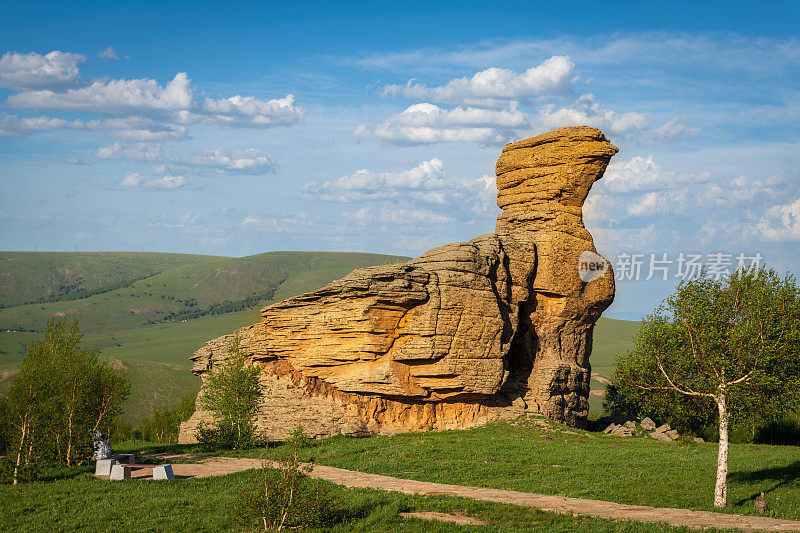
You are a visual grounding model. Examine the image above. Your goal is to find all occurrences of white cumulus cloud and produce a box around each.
[199,94,304,127]
[119,172,186,190]
[651,118,700,143]
[8,73,194,114]
[0,51,85,90]
[0,113,188,140]
[599,155,711,193]
[144,175,186,190]
[119,172,143,187]
[303,158,496,215]
[755,196,800,241]
[539,94,650,137]
[2,53,304,135]
[98,143,276,176]
[356,102,526,145]
[382,55,574,106]
[99,46,119,60]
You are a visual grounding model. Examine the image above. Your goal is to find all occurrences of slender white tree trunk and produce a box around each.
[714,393,729,508]
[66,407,75,467]
[12,422,28,486]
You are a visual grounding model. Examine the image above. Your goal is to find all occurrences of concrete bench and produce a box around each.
[109,463,174,480]
[94,454,136,476]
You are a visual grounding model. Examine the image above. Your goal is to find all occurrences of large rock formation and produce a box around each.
[179,126,617,443]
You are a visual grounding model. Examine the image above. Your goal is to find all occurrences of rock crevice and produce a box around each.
[179,126,617,442]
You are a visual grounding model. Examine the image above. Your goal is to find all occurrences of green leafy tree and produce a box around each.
[0,318,130,483]
[137,395,196,443]
[198,334,262,449]
[609,267,800,508]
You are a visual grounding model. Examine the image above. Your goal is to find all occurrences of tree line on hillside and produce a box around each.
[1,276,154,309]
[155,288,278,323]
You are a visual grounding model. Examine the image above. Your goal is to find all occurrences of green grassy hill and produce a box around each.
[0,251,408,422]
[0,251,407,335]
[588,316,641,414]
[0,251,222,308]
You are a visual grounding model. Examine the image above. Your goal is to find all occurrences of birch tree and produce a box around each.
[0,318,130,481]
[199,334,262,449]
[611,268,800,507]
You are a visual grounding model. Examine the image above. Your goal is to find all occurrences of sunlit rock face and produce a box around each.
[179,126,617,443]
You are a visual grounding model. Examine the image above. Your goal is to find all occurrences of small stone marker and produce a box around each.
[110,464,130,480]
[95,458,116,476]
[640,417,656,431]
[153,464,174,480]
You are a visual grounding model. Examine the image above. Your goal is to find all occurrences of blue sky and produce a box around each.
[1,0,799,319]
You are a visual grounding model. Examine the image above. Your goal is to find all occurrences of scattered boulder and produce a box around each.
[640,417,656,431]
[693,437,705,443]
[650,431,673,442]
[611,425,635,437]
[594,416,684,442]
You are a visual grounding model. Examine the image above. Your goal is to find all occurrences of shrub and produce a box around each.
[197,334,262,450]
[288,426,314,449]
[235,441,337,530]
[134,395,196,444]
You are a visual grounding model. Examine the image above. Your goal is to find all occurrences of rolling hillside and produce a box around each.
[588,316,641,413]
[0,251,222,308]
[0,251,408,421]
[0,251,639,421]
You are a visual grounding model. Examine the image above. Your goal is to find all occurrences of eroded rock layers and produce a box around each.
[179,126,618,442]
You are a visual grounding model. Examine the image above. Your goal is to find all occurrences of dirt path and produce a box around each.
[141,453,800,532]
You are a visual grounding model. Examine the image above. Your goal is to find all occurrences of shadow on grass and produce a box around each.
[29,464,94,483]
[730,461,800,506]
[114,440,281,458]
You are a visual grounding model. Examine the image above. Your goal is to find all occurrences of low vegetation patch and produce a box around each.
[0,463,716,532]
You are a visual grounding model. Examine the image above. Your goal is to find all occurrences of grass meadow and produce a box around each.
[3,417,795,531]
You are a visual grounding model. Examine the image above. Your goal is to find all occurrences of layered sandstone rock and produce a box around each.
[179,126,617,443]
